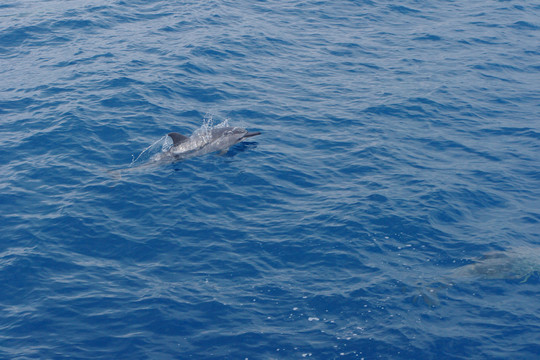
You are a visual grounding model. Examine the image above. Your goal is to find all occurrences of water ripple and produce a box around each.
[1,0,539,359]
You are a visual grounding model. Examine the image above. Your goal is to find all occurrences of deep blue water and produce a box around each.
[1,0,540,359]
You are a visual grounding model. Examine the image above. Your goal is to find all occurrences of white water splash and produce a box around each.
[193,114,230,141]
[130,135,169,167]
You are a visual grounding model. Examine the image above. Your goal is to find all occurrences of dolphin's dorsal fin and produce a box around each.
[168,132,189,146]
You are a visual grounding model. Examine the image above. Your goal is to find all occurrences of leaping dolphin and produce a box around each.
[153,126,261,161]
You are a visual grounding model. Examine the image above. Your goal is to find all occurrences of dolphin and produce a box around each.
[106,125,260,178]
[448,250,539,281]
[412,247,540,306]
[154,126,261,161]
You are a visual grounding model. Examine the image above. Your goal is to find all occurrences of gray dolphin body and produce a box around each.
[107,126,260,178]
[413,247,540,306]
[448,249,540,281]
[154,126,261,161]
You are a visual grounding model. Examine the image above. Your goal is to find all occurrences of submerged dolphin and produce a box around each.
[412,247,540,306]
[448,250,539,281]
[153,126,261,161]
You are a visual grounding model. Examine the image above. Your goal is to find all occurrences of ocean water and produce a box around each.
[1,0,539,359]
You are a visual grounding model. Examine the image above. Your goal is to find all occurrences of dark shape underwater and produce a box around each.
[412,247,540,306]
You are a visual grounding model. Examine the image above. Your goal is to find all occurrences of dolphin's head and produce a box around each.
[206,127,250,146]
[212,127,261,140]
[211,127,247,139]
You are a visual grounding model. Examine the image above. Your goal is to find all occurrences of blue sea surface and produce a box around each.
[1,0,540,359]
